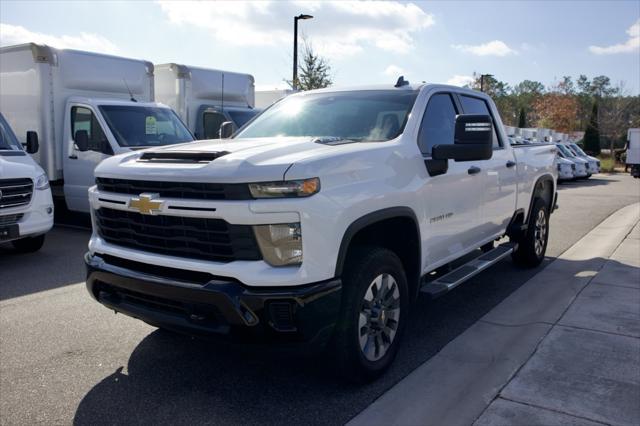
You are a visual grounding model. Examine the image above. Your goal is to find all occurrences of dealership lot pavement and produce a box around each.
[1,174,638,425]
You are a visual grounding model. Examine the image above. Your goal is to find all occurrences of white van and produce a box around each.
[0,44,195,213]
[155,63,258,139]
[0,112,53,252]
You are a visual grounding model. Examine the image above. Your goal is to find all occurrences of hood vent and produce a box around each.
[137,151,230,164]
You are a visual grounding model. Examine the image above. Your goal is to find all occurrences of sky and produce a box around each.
[1,0,639,93]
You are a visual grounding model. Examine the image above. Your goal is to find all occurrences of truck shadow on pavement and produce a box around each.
[558,176,618,188]
[73,257,562,426]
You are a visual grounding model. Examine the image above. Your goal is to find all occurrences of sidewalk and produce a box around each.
[349,203,640,426]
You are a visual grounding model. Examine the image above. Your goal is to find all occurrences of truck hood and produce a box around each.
[0,152,43,179]
[95,137,353,183]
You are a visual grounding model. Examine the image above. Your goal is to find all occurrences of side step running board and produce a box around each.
[421,242,517,298]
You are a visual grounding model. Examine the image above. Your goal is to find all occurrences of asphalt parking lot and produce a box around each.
[1,174,638,425]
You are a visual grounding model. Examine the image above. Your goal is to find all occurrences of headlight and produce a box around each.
[34,173,49,190]
[249,178,320,199]
[254,223,302,266]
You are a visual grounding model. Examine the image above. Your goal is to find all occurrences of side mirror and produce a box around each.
[74,130,89,152]
[219,121,235,139]
[26,131,39,154]
[432,114,493,162]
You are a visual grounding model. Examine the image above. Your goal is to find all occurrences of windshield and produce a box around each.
[0,114,22,151]
[570,143,587,156]
[556,144,576,158]
[235,90,419,142]
[99,105,194,147]
[228,109,260,128]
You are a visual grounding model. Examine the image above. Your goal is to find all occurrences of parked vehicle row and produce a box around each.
[0,43,261,213]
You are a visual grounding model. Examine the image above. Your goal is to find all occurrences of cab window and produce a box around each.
[71,106,110,153]
[459,95,502,148]
[418,93,458,156]
[203,111,227,139]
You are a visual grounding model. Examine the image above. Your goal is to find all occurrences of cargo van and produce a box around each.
[154,63,258,139]
[627,128,640,178]
[0,44,195,212]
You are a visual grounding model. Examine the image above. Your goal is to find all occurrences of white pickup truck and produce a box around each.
[85,82,557,381]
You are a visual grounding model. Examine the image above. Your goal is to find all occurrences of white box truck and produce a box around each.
[0,44,195,212]
[154,63,258,139]
[255,89,296,109]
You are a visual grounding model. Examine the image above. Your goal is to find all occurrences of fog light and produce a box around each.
[254,223,302,266]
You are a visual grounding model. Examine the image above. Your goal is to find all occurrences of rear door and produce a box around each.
[458,94,517,241]
[417,92,484,267]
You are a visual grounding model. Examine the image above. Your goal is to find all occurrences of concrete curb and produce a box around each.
[348,202,640,426]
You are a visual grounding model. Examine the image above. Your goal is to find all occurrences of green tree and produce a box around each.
[583,102,601,155]
[518,107,526,128]
[289,39,332,91]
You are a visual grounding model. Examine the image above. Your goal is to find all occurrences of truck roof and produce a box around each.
[297,83,490,99]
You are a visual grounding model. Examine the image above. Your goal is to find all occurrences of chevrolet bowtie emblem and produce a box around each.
[128,193,163,215]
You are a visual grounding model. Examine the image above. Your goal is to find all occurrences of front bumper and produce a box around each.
[85,253,342,344]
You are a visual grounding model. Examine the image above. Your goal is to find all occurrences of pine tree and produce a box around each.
[583,102,600,155]
[290,40,333,91]
[517,107,526,128]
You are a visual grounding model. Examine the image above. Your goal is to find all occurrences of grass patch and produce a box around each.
[598,156,616,173]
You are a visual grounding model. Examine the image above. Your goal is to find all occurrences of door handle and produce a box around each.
[69,155,78,160]
[506,160,516,168]
[468,166,481,175]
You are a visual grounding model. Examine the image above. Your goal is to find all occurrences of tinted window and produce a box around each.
[71,106,109,153]
[203,112,226,139]
[459,95,501,148]
[418,93,457,155]
[236,90,418,142]
[228,110,259,128]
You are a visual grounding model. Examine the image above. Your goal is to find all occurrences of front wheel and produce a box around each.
[331,246,409,383]
[11,234,46,253]
[512,198,549,268]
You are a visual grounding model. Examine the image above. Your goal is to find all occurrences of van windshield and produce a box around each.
[556,144,576,157]
[99,105,194,147]
[235,90,419,142]
[0,115,23,151]
[570,143,588,157]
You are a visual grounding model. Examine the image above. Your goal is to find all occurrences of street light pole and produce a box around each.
[293,14,313,90]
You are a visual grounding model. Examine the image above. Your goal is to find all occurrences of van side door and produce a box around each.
[417,92,484,268]
[458,94,517,241]
[63,104,113,213]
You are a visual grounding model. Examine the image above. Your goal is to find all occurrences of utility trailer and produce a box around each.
[155,63,258,139]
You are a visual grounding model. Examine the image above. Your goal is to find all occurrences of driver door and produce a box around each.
[63,104,114,213]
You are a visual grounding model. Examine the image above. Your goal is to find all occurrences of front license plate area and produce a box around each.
[0,224,19,241]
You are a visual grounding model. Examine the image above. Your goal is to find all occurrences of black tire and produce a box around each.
[11,234,45,253]
[512,198,549,268]
[331,246,409,383]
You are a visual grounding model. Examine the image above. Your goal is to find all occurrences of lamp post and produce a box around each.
[480,73,493,92]
[293,14,313,90]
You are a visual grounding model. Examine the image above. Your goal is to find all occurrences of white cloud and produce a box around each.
[446,75,474,87]
[383,64,405,76]
[0,23,119,54]
[589,19,640,55]
[157,1,434,58]
[452,40,516,57]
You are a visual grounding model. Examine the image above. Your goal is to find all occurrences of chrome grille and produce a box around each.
[0,178,33,209]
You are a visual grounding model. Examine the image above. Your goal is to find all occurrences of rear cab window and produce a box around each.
[458,95,502,149]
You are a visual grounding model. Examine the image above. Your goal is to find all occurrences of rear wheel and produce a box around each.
[512,198,549,268]
[331,246,408,382]
[11,234,45,253]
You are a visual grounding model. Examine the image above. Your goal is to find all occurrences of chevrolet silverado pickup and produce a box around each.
[85,81,557,381]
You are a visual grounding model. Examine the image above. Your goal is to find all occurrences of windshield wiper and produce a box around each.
[312,136,363,145]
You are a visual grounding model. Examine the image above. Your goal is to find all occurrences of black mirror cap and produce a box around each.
[432,114,494,162]
[26,131,39,154]
[219,121,235,139]
[432,143,492,161]
[74,130,89,151]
